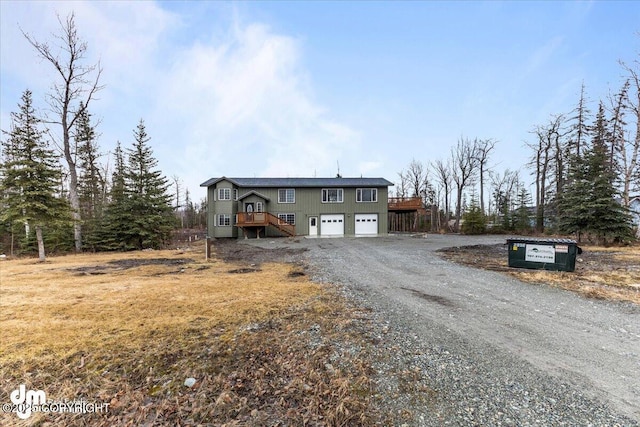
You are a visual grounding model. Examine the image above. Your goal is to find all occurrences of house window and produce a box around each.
[218,188,231,200]
[322,188,343,203]
[234,189,238,201]
[278,213,295,225]
[278,189,295,203]
[256,202,263,212]
[356,188,377,202]
[217,214,231,226]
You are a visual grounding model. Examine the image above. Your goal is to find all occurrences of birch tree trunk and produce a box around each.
[35,225,45,262]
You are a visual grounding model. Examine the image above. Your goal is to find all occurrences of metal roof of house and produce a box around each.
[200,177,394,188]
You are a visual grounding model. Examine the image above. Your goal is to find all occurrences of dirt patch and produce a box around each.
[108,257,193,269]
[437,244,509,272]
[228,267,261,274]
[71,258,195,275]
[288,270,306,278]
[212,239,307,266]
[437,243,640,304]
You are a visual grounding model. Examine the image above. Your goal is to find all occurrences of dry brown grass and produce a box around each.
[0,246,384,426]
[509,269,640,303]
[511,245,640,303]
[438,244,640,305]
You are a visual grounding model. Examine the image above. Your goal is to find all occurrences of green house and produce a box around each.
[200,177,393,238]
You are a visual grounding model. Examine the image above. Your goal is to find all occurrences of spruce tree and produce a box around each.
[461,194,486,235]
[557,152,592,241]
[559,104,634,244]
[183,188,197,229]
[124,120,175,249]
[568,82,591,158]
[98,142,133,250]
[513,187,533,232]
[0,90,71,261]
[585,104,634,244]
[75,103,105,250]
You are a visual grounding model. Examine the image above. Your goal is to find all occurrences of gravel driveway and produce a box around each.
[245,234,640,425]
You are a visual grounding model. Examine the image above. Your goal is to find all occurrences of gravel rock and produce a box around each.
[241,235,640,425]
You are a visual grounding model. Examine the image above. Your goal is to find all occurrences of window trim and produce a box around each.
[277,213,295,225]
[217,214,231,226]
[322,188,344,203]
[356,188,378,203]
[218,188,231,201]
[278,189,295,204]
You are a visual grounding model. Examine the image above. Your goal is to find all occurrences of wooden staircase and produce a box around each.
[236,212,296,237]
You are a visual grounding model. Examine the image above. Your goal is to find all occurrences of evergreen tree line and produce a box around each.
[460,60,639,242]
[0,90,204,259]
[555,103,637,244]
[470,72,638,242]
[527,57,639,244]
[460,184,533,235]
[394,54,639,243]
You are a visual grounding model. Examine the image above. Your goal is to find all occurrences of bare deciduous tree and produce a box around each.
[451,137,479,232]
[406,159,427,198]
[618,60,640,208]
[172,174,184,228]
[608,80,630,171]
[395,170,409,199]
[22,12,103,252]
[432,158,452,229]
[474,138,496,215]
[489,169,519,226]
[527,115,565,233]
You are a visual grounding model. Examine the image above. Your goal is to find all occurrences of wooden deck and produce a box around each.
[236,212,296,237]
[388,197,423,211]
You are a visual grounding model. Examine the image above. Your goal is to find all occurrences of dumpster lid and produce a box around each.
[506,237,577,244]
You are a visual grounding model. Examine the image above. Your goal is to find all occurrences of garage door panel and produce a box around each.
[321,214,344,236]
[355,214,378,235]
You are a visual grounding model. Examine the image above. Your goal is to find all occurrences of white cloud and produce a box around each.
[0,1,177,148]
[358,161,384,176]
[156,19,361,191]
[2,1,362,197]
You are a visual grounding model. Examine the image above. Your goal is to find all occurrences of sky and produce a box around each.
[1,1,638,202]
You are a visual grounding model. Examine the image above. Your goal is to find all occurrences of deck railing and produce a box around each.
[236,212,295,236]
[388,197,423,211]
[236,212,268,225]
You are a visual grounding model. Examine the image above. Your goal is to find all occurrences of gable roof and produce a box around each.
[237,190,271,201]
[200,176,394,188]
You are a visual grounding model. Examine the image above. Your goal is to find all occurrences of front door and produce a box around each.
[309,216,318,236]
[245,203,254,222]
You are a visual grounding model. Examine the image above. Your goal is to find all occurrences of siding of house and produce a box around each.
[630,198,640,225]
[209,180,238,238]
[203,177,391,238]
[236,186,388,236]
[630,198,640,239]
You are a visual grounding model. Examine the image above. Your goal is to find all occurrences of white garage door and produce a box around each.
[355,214,378,235]
[320,214,344,236]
